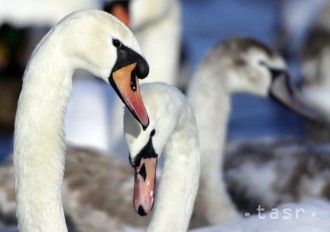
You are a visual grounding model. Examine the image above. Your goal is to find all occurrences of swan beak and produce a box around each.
[111,63,149,129]
[133,157,157,216]
[269,71,317,120]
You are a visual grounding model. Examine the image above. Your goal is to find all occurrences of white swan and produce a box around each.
[124,82,200,232]
[187,37,315,226]
[13,10,150,232]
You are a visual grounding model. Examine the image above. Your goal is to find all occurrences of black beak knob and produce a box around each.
[136,56,149,79]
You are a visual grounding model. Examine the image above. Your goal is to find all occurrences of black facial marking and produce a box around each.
[137,205,147,216]
[129,130,158,167]
[269,68,286,81]
[110,41,149,79]
[259,62,293,96]
[259,61,286,81]
[138,163,147,180]
[267,68,296,105]
[269,69,293,96]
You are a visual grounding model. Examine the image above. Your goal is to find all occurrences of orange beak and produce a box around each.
[111,63,149,129]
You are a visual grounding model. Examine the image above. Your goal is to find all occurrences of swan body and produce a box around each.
[14,10,150,232]
[0,148,150,231]
[62,148,151,231]
[124,83,200,232]
[224,138,330,214]
[187,37,313,226]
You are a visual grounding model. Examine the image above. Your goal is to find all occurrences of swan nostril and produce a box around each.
[131,69,137,91]
[138,205,147,216]
[138,163,147,180]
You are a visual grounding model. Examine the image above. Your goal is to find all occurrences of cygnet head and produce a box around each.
[52,10,149,127]
[197,37,314,118]
[123,83,188,216]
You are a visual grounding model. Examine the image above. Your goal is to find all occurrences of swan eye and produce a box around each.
[112,39,122,48]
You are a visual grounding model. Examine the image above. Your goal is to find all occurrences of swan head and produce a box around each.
[123,83,183,216]
[203,37,315,119]
[57,10,149,128]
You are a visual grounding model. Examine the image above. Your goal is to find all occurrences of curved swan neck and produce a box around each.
[147,102,200,232]
[14,29,73,232]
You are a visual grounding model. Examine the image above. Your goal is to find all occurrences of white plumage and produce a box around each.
[13,10,147,232]
[124,83,200,232]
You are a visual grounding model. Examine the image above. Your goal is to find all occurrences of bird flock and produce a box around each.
[0,1,330,232]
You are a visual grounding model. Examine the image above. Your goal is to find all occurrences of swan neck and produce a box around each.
[14,32,73,232]
[147,105,200,232]
[188,66,231,168]
[188,65,240,224]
